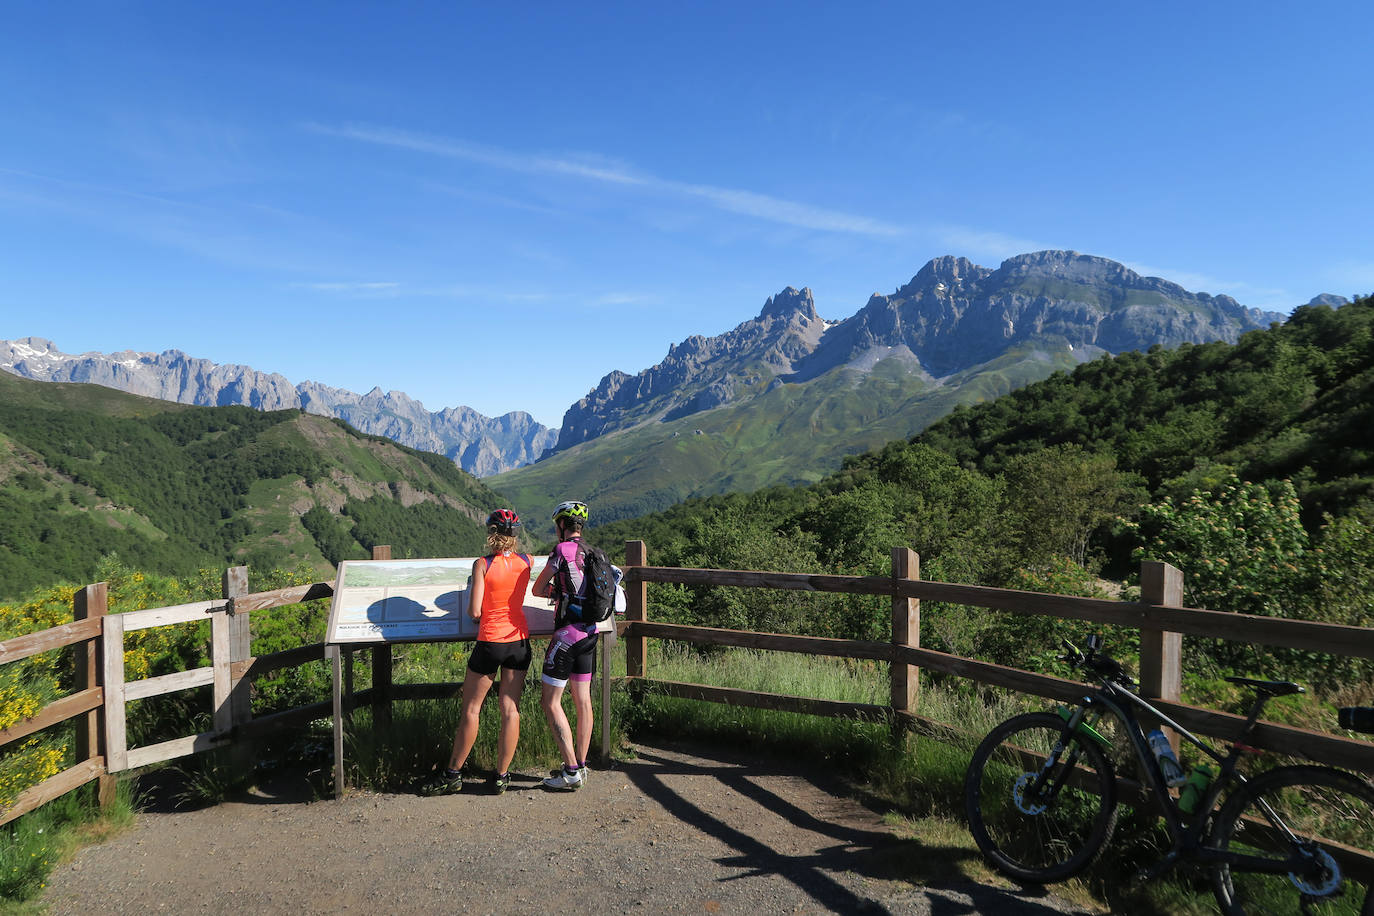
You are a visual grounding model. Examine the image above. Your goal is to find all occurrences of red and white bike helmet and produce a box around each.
[486,509,521,535]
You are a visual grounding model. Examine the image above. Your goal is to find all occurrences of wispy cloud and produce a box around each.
[595,292,657,306]
[0,165,344,274]
[306,123,906,238]
[289,281,400,293]
[424,181,568,218]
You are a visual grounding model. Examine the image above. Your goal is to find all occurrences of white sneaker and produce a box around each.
[549,764,589,784]
[542,766,584,791]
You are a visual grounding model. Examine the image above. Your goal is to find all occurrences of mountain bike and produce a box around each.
[963,634,1374,914]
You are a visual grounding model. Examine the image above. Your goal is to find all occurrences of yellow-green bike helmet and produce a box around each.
[551,500,588,523]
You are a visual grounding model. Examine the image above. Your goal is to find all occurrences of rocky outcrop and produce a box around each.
[551,286,826,452]
[0,338,555,476]
[792,251,1284,378]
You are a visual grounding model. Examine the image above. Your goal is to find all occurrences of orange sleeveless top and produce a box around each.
[476,552,531,643]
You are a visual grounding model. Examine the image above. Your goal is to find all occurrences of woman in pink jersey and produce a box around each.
[423,509,532,796]
[532,500,599,790]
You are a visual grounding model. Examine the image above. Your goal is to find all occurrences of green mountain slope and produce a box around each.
[0,372,503,597]
[491,340,1085,531]
[913,296,1374,522]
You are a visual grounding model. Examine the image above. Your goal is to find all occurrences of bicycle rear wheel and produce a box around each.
[1209,764,1374,915]
[963,711,1118,883]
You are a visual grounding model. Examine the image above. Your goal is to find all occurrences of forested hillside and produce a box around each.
[593,296,1373,688]
[0,373,504,597]
[914,296,1373,523]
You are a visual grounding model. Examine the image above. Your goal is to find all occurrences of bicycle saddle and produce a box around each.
[1225,675,1304,696]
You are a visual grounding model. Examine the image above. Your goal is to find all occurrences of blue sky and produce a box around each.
[2,2,1370,428]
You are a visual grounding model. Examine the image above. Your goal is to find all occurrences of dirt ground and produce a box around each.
[40,739,1101,915]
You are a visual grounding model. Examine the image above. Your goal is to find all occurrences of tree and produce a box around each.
[1121,475,1311,677]
[1001,444,1143,568]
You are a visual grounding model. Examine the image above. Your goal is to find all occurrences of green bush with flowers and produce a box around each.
[0,556,332,813]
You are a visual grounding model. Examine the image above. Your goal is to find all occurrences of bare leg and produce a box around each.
[570,677,593,765]
[541,682,578,768]
[495,667,526,774]
[447,670,495,771]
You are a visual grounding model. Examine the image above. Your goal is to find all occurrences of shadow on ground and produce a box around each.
[617,740,1097,915]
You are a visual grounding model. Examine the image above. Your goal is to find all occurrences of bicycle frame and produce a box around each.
[1066,680,1318,878]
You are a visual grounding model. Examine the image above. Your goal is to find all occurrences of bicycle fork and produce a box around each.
[1017,707,1096,813]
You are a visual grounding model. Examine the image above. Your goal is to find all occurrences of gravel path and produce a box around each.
[41,740,1102,915]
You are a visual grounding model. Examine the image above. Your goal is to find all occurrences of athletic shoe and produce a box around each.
[419,769,463,796]
[549,763,589,784]
[542,766,584,791]
[491,772,511,795]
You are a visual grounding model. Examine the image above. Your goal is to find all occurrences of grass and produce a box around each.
[0,781,137,909]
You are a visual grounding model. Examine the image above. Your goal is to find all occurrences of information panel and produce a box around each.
[325,556,557,645]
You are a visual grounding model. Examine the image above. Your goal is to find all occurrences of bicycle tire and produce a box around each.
[964,711,1119,883]
[1209,764,1374,915]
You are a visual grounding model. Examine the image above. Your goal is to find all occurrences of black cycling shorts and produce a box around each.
[541,626,598,687]
[467,639,532,676]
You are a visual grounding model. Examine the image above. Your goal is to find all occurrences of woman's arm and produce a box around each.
[468,558,486,620]
[532,555,556,599]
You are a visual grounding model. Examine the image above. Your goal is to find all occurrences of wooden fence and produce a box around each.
[615,541,1374,775]
[4,541,1373,832]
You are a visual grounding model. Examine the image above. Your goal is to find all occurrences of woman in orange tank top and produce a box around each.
[423,509,532,796]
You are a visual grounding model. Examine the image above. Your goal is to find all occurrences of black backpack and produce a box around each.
[563,542,617,624]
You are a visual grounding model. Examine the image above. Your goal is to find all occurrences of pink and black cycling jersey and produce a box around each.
[546,537,585,620]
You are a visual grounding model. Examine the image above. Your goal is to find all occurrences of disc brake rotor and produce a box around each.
[1012,772,1049,815]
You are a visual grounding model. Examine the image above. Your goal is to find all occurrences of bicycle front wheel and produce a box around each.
[963,711,1118,883]
[1209,764,1374,915]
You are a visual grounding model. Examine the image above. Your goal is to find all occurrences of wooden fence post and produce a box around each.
[223,566,252,770]
[73,583,116,808]
[370,545,393,732]
[329,645,345,799]
[1140,560,1184,740]
[891,548,920,733]
[101,610,128,773]
[211,605,232,738]
[625,541,647,679]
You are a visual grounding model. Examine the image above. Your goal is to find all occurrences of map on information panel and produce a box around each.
[325,557,556,645]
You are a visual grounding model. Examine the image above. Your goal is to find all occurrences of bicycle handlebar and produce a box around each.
[1060,638,1137,690]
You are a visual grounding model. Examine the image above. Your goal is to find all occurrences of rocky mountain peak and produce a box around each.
[1306,293,1351,307]
[909,255,990,291]
[548,286,830,454]
[992,250,1136,285]
[757,286,818,322]
[792,250,1287,381]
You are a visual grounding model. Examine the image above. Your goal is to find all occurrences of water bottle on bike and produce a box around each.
[1146,728,1186,786]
